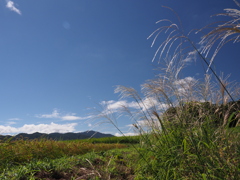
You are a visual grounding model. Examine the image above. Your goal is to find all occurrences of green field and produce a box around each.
[0,136,139,179]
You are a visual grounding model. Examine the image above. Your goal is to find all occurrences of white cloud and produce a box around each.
[61,115,82,121]
[36,109,60,119]
[183,50,197,62]
[0,122,77,135]
[173,77,198,99]
[101,100,139,113]
[6,0,21,15]
[174,77,197,87]
[115,132,138,137]
[100,98,169,116]
[100,100,134,116]
[36,109,93,121]
[61,114,94,121]
[140,97,162,111]
[8,118,21,121]
[6,121,17,125]
[174,76,196,86]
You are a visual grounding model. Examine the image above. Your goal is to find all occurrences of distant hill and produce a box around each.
[0,131,115,141]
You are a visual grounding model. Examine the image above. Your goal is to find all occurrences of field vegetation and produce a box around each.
[0,136,138,179]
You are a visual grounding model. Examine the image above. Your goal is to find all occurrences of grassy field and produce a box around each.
[1,126,239,179]
[0,136,139,179]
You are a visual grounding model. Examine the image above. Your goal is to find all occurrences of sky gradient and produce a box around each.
[0,0,239,136]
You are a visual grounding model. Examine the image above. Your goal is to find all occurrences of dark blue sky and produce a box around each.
[0,0,239,135]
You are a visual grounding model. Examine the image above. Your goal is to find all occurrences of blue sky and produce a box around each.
[0,0,239,136]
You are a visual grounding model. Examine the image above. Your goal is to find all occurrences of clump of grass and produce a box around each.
[100,1,240,179]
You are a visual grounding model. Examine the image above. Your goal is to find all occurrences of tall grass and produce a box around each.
[100,2,240,179]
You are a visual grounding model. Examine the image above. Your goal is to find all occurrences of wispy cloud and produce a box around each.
[115,132,138,136]
[100,100,139,113]
[36,109,60,119]
[183,50,197,63]
[0,122,77,135]
[100,97,169,115]
[5,121,17,126]
[61,114,94,121]
[36,109,93,121]
[6,0,21,15]
[8,118,21,121]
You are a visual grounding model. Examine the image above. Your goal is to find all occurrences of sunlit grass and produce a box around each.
[0,138,127,169]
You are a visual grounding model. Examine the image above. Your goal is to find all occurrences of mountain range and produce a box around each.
[0,131,115,141]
